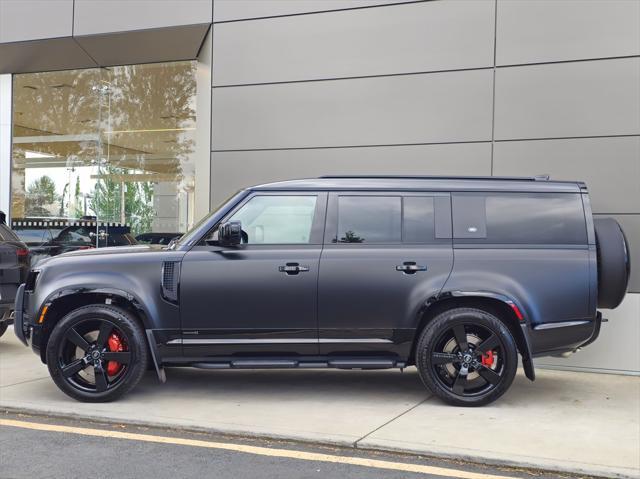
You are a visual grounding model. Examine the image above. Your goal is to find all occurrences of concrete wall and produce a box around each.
[210,0,640,373]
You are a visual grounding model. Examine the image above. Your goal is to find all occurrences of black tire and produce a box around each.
[0,321,8,338]
[595,217,630,309]
[46,305,148,402]
[416,307,518,407]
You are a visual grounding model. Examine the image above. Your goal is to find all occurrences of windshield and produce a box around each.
[172,190,246,248]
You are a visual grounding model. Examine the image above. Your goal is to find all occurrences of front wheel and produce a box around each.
[46,305,148,402]
[416,307,518,407]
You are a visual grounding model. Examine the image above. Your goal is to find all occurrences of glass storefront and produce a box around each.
[10,61,197,249]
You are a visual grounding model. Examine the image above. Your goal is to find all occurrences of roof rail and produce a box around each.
[318,175,550,181]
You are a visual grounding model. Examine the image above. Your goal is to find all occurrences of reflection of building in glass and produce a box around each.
[11,61,197,236]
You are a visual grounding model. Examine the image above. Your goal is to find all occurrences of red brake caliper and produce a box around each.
[481,350,495,367]
[106,332,127,376]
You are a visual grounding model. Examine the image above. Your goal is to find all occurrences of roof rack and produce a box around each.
[318,175,550,181]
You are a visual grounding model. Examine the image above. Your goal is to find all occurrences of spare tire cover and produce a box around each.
[594,217,630,309]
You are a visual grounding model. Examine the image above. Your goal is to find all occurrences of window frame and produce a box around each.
[198,191,328,247]
[324,191,451,246]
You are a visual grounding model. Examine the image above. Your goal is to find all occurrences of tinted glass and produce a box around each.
[337,196,401,243]
[14,228,52,245]
[230,195,317,244]
[403,197,435,243]
[453,193,587,244]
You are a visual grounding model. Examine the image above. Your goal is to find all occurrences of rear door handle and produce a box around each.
[278,262,309,275]
[395,261,427,274]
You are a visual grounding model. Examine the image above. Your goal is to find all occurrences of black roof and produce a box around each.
[250,176,585,193]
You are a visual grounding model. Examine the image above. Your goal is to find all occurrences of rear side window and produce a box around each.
[337,196,401,243]
[453,193,587,244]
[335,195,438,244]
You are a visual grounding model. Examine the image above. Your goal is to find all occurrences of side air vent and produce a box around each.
[161,261,180,303]
[25,270,40,293]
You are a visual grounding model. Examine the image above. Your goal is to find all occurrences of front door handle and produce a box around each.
[396,261,427,274]
[278,262,310,275]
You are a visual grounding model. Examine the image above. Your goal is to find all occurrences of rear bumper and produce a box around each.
[529,312,602,358]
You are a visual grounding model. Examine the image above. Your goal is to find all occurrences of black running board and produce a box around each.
[190,359,405,370]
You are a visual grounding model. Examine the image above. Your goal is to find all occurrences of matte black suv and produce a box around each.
[13,176,630,406]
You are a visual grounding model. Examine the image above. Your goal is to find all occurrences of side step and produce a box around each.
[191,359,405,370]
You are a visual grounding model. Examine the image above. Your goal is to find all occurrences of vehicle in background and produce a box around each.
[0,222,30,337]
[135,232,183,245]
[11,219,137,263]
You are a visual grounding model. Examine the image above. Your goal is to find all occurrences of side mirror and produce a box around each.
[218,220,243,246]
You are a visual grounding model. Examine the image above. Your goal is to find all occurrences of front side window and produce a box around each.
[229,195,318,244]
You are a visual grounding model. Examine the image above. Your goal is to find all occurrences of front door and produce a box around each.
[318,192,454,359]
[180,192,326,358]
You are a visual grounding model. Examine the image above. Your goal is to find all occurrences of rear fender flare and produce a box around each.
[418,290,535,381]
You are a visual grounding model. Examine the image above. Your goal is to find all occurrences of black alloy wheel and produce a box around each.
[46,305,148,402]
[416,307,518,407]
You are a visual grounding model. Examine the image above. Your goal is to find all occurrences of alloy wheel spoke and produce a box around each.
[94,365,109,392]
[452,325,468,352]
[452,371,467,395]
[431,352,460,365]
[95,322,114,349]
[475,333,499,356]
[102,352,131,364]
[61,359,86,378]
[66,328,90,352]
[478,366,502,386]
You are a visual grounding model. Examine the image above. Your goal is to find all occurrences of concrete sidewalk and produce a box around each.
[1,328,638,479]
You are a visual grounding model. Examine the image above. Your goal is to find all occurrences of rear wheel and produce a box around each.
[46,305,148,402]
[416,307,518,407]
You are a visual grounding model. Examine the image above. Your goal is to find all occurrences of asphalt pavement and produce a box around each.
[0,412,581,479]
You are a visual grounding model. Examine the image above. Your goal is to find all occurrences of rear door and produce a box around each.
[317,192,454,358]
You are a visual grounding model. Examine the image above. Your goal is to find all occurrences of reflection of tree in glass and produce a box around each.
[25,175,59,216]
[12,62,197,229]
[340,230,365,243]
[90,165,154,236]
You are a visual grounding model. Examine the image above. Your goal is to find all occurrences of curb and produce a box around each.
[2,404,635,479]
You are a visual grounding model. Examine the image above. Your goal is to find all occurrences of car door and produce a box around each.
[318,192,453,359]
[180,192,327,358]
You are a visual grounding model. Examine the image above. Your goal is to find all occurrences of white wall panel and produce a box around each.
[493,136,640,214]
[210,142,491,205]
[494,58,640,140]
[0,0,73,43]
[74,0,212,35]
[213,1,494,85]
[214,0,411,22]
[497,0,640,65]
[212,69,493,150]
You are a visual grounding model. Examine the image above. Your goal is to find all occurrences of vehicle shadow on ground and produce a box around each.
[131,366,563,407]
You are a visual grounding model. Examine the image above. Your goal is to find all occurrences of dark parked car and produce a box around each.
[12,219,136,260]
[13,176,630,406]
[136,232,183,245]
[0,222,30,337]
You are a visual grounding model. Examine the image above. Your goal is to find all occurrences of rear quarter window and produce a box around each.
[452,193,587,244]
